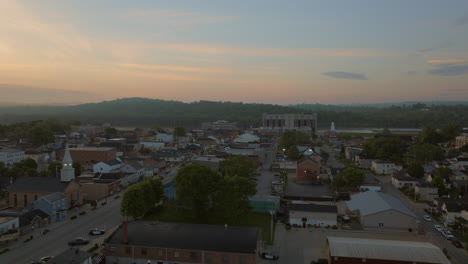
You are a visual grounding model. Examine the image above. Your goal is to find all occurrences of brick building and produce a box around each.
[61,147,117,170]
[104,221,261,264]
[326,236,449,264]
[296,157,321,184]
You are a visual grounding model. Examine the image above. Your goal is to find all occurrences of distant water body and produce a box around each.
[318,128,422,134]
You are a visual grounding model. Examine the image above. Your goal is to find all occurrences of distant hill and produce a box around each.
[0,97,467,128]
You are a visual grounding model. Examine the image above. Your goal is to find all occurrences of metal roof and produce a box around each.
[327,236,450,264]
[346,191,417,218]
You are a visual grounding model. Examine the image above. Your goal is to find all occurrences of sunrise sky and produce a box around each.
[1,0,468,104]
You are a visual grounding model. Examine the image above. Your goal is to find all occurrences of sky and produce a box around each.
[1,0,468,105]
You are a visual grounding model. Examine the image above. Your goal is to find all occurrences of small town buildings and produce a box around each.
[47,248,92,264]
[93,158,124,173]
[191,156,224,171]
[156,133,173,143]
[391,172,419,188]
[140,141,165,150]
[233,133,260,144]
[152,150,185,162]
[261,113,318,133]
[360,173,381,192]
[288,203,338,227]
[371,160,402,175]
[0,148,25,167]
[34,192,67,222]
[104,221,260,264]
[435,197,468,222]
[356,155,372,169]
[456,135,468,148]
[345,146,362,162]
[0,209,51,236]
[415,182,438,201]
[326,236,450,264]
[296,157,321,184]
[202,120,238,131]
[65,147,117,170]
[346,191,418,231]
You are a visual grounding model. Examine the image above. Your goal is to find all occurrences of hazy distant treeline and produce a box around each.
[0,98,466,129]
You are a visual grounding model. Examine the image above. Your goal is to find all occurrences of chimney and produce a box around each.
[122,221,128,244]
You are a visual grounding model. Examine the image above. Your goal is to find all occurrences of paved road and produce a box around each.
[0,194,123,264]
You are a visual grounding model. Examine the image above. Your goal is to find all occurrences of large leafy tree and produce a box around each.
[408,143,444,164]
[362,137,405,163]
[439,124,461,141]
[215,175,257,223]
[286,145,302,160]
[175,164,222,218]
[219,155,255,178]
[420,125,442,144]
[48,162,63,177]
[406,162,425,178]
[431,175,447,196]
[334,165,365,188]
[278,131,310,150]
[104,127,119,139]
[145,178,164,202]
[120,184,146,218]
[29,121,54,146]
[72,161,82,177]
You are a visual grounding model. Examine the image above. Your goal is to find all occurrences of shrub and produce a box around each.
[70,215,77,220]
[79,211,86,216]
[101,202,107,206]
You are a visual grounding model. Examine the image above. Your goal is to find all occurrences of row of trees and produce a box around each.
[175,155,257,223]
[120,178,164,218]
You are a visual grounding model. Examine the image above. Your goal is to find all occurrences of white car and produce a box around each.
[423,215,432,222]
[441,229,455,240]
[434,224,443,232]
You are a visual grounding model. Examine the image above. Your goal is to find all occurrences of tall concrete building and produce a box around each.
[261,113,317,133]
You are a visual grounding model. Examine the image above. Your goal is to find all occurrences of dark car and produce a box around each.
[261,252,279,260]
[311,259,328,264]
[68,237,89,246]
[452,238,464,248]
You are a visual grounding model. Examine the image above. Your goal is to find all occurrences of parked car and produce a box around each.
[68,237,90,246]
[342,215,350,222]
[311,259,328,264]
[452,238,464,248]
[441,230,454,240]
[423,215,432,222]
[88,228,106,236]
[261,252,279,260]
[39,256,53,262]
[443,221,454,227]
[434,224,443,232]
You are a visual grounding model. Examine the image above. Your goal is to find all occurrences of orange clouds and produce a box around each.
[427,59,468,63]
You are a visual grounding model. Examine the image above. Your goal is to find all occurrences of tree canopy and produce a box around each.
[333,165,365,188]
[408,143,444,164]
[278,131,310,150]
[362,137,405,163]
[406,162,425,178]
[120,178,164,218]
[219,155,255,178]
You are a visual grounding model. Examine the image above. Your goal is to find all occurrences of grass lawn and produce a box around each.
[145,205,275,244]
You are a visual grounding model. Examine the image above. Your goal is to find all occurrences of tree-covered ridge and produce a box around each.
[0,97,466,128]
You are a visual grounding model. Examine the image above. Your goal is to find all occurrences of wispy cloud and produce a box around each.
[428,63,468,76]
[427,59,468,63]
[124,9,234,26]
[322,71,367,80]
[118,63,226,73]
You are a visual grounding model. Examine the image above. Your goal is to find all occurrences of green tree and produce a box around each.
[431,175,447,196]
[334,165,365,188]
[145,178,164,203]
[29,121,54,146]
[139,148,152,155]
[408,143,444,163]
[460,144,468,153]
[434,167,452,179]
[406,162,424,178]
[120,184,146,218]
[420,125,442,144]
[173,127,186,137]
[278,131,310,150]
[286,145,302,160]
[104,127,119,139]
[363,137,405,163]
[140,181,156,212]
[48,162,62,177]
[439,124,461,141]
[175,164,222,219]
[219,155,255,178]
[320,149,329,162]
[215,175,257,223]
[21,158,38,170]
[72,161,82,177]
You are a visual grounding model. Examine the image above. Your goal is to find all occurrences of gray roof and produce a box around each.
[41,192,66,203]
[103,159,123,166]
[126,161,144,170]
[46,248,92,264]
[9,177,67,193]
[346,191,417,218]
[289,203,337,213]
[327,236,450,264]
[392,172,418,182]
[106,221,259,254]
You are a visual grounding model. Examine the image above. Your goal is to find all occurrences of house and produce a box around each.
[140,141,165,150]
[63,147,117,170]
[435,197,468,221]
[371,160,402,175]
[249,194,280,213]
[234,133,260,144]
[18,209,49,236]
[34,192,67,222]
[391,172,419,188]
[345,146,362,162]
[326,237,450,264]
[197,137,219,146]
[360,173,381,192]
[104,221,260,264]
[415,182,438,201]
[0,148,25,167]
[93,158,124,173]
[152,150,185,162]
[191,156,224,171]
[47,248,92,264]
[456,135,468,148]
[156,133,173,143]
[0,216,19,235]
[356,154,372,169]
[296,157,321,184]
[121,161,145,185]
[288,203,338,227]
[346,191,418,231]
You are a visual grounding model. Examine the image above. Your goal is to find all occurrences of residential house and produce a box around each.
[34,192,67,222]
[360,173,381,192]
[371,160,402,175]
[288,203,338,227]
[415,182,438,201]
[326,237,449,264]
[0,216,19,235]
[104,221,260,264]
[121,161,145,185]
[356,154,372,169]
[435,197,468,222]
[345,146,362,162]
[0,148,25,167]
[152,150,185,162]
[63,147,117,170]
[48,248,92,264]
[140,141,165,150]
[456,135,468,149]
[346,191,418,231]
[93,158,124,174]
[197,137,219,147]
[18,209,49,236]
[156,133,173,143]
[391,172,419,189]
[296,157,321,184]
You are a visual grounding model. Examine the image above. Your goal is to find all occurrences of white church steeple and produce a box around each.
[61,146,75,182]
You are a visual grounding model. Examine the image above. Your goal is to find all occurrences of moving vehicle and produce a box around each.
[423,215,432,222]
[68,237,90,246]
[89,228,106,235]
[433,224,443,232]
[261,252,279,260]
